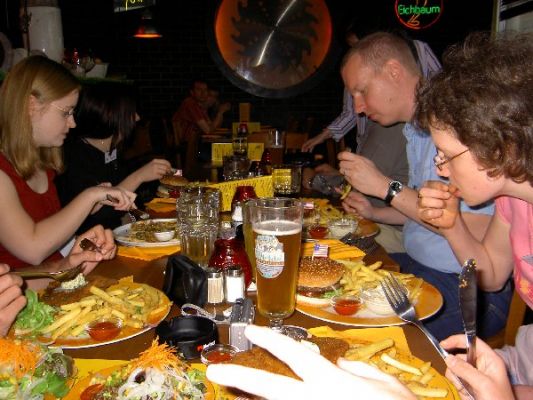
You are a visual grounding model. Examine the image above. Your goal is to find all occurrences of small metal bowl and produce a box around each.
[153,231,175,242]
[200,343,238,365]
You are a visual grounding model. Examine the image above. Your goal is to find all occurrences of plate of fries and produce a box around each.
[311,328,459,400]
[297,259,443,327]
[300,198,380,239]
[13,277,172,349]
[113,218,180,247]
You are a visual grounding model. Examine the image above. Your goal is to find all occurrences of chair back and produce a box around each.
[284,132,309,153]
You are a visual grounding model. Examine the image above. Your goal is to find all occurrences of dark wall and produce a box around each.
[3,0,494,133]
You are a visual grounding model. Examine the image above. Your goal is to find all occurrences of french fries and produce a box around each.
[40,277,171,343]
[337,259,423,303]
[344,339,449,399]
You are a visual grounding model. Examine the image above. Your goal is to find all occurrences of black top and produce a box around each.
[56,137,127,234]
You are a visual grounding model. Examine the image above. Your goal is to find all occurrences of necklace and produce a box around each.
[85,137,112,152]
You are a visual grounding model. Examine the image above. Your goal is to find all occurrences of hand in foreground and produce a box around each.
[441,335,514,400]
[341,190,374,220]
[207,325,416,400]
[338,152,389,198]
[417,181,460,229]
[60,225,116,276]
[0,264,26,337]
[136,158,172,183]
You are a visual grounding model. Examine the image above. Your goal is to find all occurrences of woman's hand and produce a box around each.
[441,335,514,400]
[92,185,136,212]
[417,181,460,229]
[60,225,116,276]
[207,325,416,400]
[0,264,26,337]
[135,158,172,184]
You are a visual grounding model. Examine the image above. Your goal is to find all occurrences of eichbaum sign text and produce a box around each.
[395,0,444,30]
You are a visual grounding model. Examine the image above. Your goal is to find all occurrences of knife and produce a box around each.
[459,258,477,367]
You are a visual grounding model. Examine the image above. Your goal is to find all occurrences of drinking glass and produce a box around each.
[222,155,250,181]
[272,164,302,196]
[248,198,303,330]
[242,199,258,282]
[177,185,221,268]
[232,136,248,156]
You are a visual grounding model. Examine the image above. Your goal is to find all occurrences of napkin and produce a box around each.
[145,197,176,213]
[209,175,273,211]
[301,239,365,261]
[308,326,410,354]
[117,245,180,260]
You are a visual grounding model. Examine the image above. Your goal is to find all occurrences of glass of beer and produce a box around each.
[242,199,258,282]
[249,198,303,330]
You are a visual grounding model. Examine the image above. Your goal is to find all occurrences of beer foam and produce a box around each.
[253,220,301,236]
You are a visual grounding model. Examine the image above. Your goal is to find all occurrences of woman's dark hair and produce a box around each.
[416,32,533,185]
[71,81,138,148]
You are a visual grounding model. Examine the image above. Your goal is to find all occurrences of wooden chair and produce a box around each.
[486,288,527,348]
[284,132,309,153]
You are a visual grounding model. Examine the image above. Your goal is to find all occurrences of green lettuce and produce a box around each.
[14,290,56,335]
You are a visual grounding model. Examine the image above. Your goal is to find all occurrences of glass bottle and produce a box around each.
[208,237,252,288]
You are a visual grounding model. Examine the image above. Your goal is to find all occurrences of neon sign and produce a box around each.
[395,0,443,30]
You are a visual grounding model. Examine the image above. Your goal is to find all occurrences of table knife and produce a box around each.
[459,258,477,367]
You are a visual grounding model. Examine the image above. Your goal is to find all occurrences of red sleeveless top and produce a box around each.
[0,153,63,268]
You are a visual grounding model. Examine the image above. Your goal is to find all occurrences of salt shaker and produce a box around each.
[224,265,245,303]
[206,269,224,305]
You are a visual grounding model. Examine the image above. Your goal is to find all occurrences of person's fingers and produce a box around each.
[0,284,25,310]
[207,364,306,399]
[0,272,23,292]
[0,263,10,274]
[440,334,468,351]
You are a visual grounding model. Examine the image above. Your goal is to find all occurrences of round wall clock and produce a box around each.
[207,0,338,98]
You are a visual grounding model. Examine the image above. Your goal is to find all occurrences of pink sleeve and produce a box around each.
[495,196,512,224]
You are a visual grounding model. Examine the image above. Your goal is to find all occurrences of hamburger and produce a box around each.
[156,173,189,198]
[296,257,346,308]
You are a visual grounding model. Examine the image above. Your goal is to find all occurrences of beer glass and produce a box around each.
[249,198,303,330]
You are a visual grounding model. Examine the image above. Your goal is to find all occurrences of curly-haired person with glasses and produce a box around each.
[417,32,533,400]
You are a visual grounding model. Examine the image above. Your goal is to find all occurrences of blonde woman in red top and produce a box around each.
[0,56,135,268]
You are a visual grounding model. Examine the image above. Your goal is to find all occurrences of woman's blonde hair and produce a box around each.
[0,56,80,179]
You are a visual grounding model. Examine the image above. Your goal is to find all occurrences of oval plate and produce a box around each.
[113,218,180,247]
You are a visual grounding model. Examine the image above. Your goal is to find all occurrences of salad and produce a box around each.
[78,340,207,400]
[13,290,56,337]
[0,338,74,400]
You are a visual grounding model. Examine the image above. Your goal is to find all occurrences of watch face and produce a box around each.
[390,181,403,192]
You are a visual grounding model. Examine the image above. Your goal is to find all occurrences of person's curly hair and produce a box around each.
[416,32,533,185]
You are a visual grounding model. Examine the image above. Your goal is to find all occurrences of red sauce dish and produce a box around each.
[87,317,123,341]
[330,295,361,316]
[309,225,328,239]
[200,343,238,365]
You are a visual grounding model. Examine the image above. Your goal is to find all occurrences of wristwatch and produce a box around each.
[384,180,404,205]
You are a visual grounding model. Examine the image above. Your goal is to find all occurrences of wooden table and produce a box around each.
[64,248,446,375]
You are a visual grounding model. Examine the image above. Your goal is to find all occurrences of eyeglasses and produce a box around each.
[50,103,75,119]
[434,148,469,171]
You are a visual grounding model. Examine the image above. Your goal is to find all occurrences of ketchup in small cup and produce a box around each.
[330,295,361,316]
[309,225,328,239]
[87,317,122,341]
[200,344,238,365]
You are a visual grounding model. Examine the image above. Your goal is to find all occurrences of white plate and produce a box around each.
[113,218,180,247]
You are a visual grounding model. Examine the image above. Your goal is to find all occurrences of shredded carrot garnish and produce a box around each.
[0,338,40,379]
[130,339,185,372]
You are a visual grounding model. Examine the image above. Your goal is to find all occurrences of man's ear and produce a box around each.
[383,59,403,82]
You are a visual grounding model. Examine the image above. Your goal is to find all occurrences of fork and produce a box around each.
[381,273,475,400]
[106,194,149,222]
[13,264,84,282]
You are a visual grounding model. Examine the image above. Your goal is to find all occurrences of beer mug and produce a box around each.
[248,198,303,329]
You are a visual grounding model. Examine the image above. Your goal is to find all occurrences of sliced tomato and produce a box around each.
[80,384,103,400]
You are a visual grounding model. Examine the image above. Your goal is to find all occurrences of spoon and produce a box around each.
[13,264,84,282]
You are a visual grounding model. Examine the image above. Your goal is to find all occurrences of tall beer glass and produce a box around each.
[249,198,303,330]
